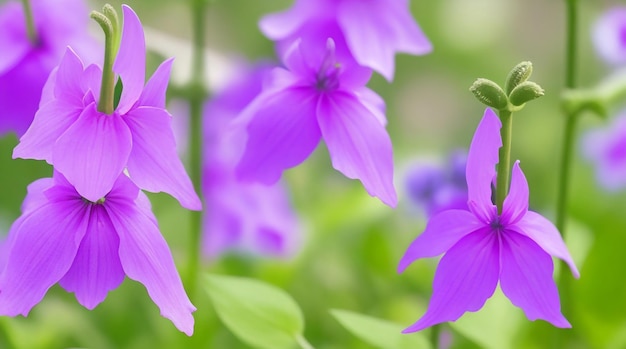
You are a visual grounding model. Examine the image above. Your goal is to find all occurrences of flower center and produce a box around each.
[315,39,341,92]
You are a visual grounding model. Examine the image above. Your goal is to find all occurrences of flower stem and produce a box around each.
[496,109,513,215]
[90,5,119,115]
[430,324,441,349]
[184,0,208,300]
[20,0,38,45]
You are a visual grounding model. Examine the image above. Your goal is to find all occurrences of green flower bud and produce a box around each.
[470,78,508,110]
[505,61,533,95]
[509,81,544,106]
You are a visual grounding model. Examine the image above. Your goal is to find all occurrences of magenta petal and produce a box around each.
[106,196,195,336]
[511,211,580,278]
[53,103,132,202]
[0,201,89,316]
[398,209,482,272]
[500,232,571,327]
[138,58,174,108]
[236,88,321,184]
[13,99,82,163]
[502,161,529,225]
[466,108,501,222]
[318,91,397,206]
[54,48,86,102]
[113,5,146,114]
[0,2,30,74]
[352,87,387,126]
[258,0,322,40]
[403,228,499,332]
[21,178,54,214]
[125,106,201,210]
[58,206,124,310]
[337,0,431,81]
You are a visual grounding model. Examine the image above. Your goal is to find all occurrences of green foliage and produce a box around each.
[204,274,305,349]
[331,309,431,349]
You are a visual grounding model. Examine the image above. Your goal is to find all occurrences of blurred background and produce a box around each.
[1,0,626,348]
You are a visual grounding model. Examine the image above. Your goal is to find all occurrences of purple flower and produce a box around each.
[13,5,201,210]
[260,0,432,81]
[593,7,626,65]
[236,29,397,207]
[398,108,579,332]
[0,172,195,335]
[582,113,626,190]
[0,0,98,137]
[200,62,300,258]
[405,150,468,217]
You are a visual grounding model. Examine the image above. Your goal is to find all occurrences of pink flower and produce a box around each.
[13,5,200,210]
[0,172,195,335]
[399,109,579,332]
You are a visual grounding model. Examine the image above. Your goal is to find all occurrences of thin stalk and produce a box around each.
[430,324,441,349]
[184,0,208,299]
[496,109,513,214]
[20,0,38,45]
[90,10,116,114]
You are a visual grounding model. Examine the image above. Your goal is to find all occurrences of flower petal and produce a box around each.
[398,209,482,273]
[352,87,386,126]
[125,106,201,210]
[500,231,571,327]
[13,98,82,163]
[53,103,132,202]
[317,91,397,206]
[0,200,89,316]
[0,2,30,74]
[337,0,432,81]
[403,228,499,332]
[58,205,125,310]
[106,188,195,336]
[138,58,174,108]
[54,47,86,102]
[466,108,501,222]
[236,87,321,184]
[502,161,528,225]
[113,5,146,114]
[511,211,580,278]
[258,0,323,40]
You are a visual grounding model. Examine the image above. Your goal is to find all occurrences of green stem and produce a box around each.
[184,0,208,299]
[20,0,38,45]
[496,109,513,215]
[430,324,441,349]
[90,8,117,115]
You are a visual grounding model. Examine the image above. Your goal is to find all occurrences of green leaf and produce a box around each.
[204,274,304,349]
[331,309,431,349]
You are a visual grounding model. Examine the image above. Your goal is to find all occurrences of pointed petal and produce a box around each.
[81,64,102,101]
[511,212,580,278]
[125,106,201,210]
[114,5,146,114]
[500,232,571,327]
[53,103,132,202]
[337,0,431,81]
[403,228,499,332]
[398,210,483,272]
[317,91,397,206]
[138,58,174,108]
[106,190,195,335]
[13,99,82,163]
[54,47,86,102]
[58,206,124,309]
[466,108,501,222]
[352,87,387,126]
[21,178,54,214]
[0,2,30,74]
[236,88,321,184]
[0,201,90,316]
[502,161,529,225]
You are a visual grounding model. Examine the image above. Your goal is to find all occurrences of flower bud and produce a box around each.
[470,78,508,110]
[505,61,533,94]
[509,81,544,106]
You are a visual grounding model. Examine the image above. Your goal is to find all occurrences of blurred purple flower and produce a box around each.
[0,0,98,137]
[260,0,432,81]
[593,6,626,65]
[236,30,397,207]
[405,150,468,217]
[582,113,626,190]
[200,61,300,258]
[0,172,195,335]
[13,5,201,210]
[399,108,579,332]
